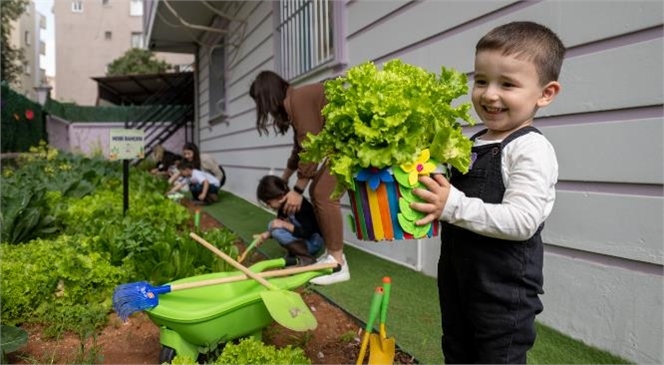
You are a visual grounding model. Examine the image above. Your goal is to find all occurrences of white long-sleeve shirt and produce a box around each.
[440,132,558,241]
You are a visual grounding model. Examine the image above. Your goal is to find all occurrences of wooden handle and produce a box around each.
[190,232,277,290]
[170,262,337,291]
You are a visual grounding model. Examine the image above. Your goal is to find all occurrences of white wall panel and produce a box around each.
[372,1,662,75]
[346,0,408,36]
[228,4,273,70]
[347,0,514,66]
[228,42,274,84]
[540,252,663,364]
[548,40,663,117]
[544,118,663,184]
[545,192,663,265]
[219,145,293,170]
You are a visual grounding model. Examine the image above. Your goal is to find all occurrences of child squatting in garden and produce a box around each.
[411,21,564,364]
[253,175,324,267]
[168,160,220,205]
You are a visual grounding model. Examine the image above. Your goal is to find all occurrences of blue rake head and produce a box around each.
[112,281,171,321]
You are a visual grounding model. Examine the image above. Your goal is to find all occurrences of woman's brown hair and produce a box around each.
[249,71,290,136]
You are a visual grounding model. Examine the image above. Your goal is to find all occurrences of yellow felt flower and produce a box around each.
[400,149,436,186]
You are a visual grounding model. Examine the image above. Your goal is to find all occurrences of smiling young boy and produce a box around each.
[410,22,565,363]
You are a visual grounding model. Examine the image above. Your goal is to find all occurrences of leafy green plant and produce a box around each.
[0,324,28,363]
[168,355,198,365]
[288,331,314,348]
[302,59,475,197]
[213,337,310,365]
[0,235,128,330]
[339,330,358,344]
[0,184,57,244]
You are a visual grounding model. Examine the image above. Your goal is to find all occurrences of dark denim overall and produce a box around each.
[439,126,545,364]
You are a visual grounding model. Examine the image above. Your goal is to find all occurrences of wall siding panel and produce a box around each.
[548,39,663,117]
[347,0,516,66]
[346,0,411,37]
[544,119,663,184]
[545,192,663,265]
[540,252,663,364]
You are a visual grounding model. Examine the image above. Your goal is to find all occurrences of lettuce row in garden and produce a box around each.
[301,59,475,198]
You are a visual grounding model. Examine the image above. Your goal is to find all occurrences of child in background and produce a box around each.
[150,145,181,177]
[168,161,220,205]
[168,142,226,193]
[253,175,323,267]
[410,21,564,364]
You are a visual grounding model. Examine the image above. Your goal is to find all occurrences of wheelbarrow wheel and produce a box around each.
[159,346,177,364]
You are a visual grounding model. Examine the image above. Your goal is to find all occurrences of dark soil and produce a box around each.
[9,199,416,365]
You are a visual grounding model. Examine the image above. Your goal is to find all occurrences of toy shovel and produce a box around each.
[189,232,318,332]
[357,286,384,365]
[238,236,261,264]
[369,277,395,365]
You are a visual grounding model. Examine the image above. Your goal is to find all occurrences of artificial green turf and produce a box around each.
[204,191,630,364]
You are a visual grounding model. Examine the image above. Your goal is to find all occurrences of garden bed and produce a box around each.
[8,200,416,365]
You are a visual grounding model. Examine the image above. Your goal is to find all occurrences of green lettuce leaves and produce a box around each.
[302,59,475,195]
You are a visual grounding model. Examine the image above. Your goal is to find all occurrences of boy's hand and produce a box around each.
[411,174,451,226]
[198,193,206,201]
[253,232,270,246]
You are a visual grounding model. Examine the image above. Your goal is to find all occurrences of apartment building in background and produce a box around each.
[8,0,47,101]
[54,0,192,105]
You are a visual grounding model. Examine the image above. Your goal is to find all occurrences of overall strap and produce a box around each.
[470,129,488,141]
[502,126,541,147]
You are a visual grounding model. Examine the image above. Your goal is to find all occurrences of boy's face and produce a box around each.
[265,198,282,211]
[180,168,192,177]
[472,50,560,140]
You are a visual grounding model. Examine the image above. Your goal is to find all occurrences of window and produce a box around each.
[71,1,83,12]
[24,61,30,75]
[275,0,345,80]
[24,30,31,46]
[131,32,144,48]
[102,0,110,5]
[130,0,143,16]
[104,31,112,40]
[209,44,227,121]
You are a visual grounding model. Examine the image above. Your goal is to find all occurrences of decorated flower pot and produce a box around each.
[347,149,442,241]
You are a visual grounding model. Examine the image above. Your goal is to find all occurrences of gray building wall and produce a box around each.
[189,1,663,363]
[53,0,192,105]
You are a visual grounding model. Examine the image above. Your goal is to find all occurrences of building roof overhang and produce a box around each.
[145,0,213,54]
[92,72,193,105]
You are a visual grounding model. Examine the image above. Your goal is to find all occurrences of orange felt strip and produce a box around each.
[376,183,394,240]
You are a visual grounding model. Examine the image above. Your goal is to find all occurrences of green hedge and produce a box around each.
[1,83,47,152]
[44,99,189,123]
[45,98,142,122]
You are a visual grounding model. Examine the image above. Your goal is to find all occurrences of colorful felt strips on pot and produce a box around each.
[349,179,439,241]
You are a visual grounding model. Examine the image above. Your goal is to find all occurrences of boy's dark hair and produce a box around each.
[179,160,195,171]
[249,71,290,136]
[256,175,289,203]
[476,21,566,85]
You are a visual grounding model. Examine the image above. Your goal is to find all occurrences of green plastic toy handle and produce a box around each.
[366,286,384,331]
[380,276,392,324]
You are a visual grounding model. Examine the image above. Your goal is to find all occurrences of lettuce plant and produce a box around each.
[302,59,475,197]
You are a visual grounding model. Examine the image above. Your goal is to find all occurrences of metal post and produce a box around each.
[123,159,129,216]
